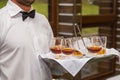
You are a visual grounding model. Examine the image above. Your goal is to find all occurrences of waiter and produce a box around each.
[0,0,54,80]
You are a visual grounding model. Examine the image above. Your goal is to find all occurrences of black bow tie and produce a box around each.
[20,10,35,21]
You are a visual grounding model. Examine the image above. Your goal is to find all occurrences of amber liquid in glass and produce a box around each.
[97,48,106,54]
[62,48,74,55]
[87,46,102,53]
[50,46,61,54]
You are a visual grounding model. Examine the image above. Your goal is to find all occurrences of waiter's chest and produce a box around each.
[3,20,49,49]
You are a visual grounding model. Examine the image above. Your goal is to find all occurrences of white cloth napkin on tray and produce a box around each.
[40,48,120,76]
[41,52,93,76]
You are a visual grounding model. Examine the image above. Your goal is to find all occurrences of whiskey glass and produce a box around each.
[84,36,104,54]
[50,37,64,58]
[62,38,74,55]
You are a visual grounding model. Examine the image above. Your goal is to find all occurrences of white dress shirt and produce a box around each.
[0,0,54,80]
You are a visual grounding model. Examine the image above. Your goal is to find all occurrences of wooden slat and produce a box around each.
[59,6,74,13]
[117,3,120,7]
[58,25,74,32]
[59,6,81,13]
[116,29,120,35]
[59,16,75,23]
[117,23,120,26]
[116,44,120,49]
[59,22,73,26]
[77,15,116,27]
[58,31,74,37]
[99,0,114,14]
[100,0,112,3]
[59,0,80,3]
[58,3,74,6]
[118,9,120,13]
[100,8,113,14]
[99,27,112,34]
[116,37,120,42]
[100,3,113,7]
[117,16,120,21]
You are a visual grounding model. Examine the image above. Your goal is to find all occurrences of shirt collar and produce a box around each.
[6,0,22,17]
[6,0,33,17]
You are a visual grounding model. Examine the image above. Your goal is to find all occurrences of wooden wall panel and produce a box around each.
[116,0,120,51]
[99,0,113,14]
[57,0,81,37]
[99,0,117,49]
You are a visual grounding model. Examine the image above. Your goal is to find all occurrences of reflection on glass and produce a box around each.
[33,0,48,18]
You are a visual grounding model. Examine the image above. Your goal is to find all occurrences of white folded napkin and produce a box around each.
[54,57,92,76]
[41,52,92,76]
[106,48,120,64]
[40,48,120,76]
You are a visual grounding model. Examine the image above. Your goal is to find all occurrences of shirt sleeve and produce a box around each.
[45,17,54,48]
[0,19,2,47]
[0,17,8,48]
[41,15,54,48]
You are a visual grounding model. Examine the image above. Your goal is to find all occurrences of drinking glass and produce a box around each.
[50,37,63,58]
[97,36,107,55]
[84,36,105,54]
[72,37,86,50]
[62,38,75,55]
